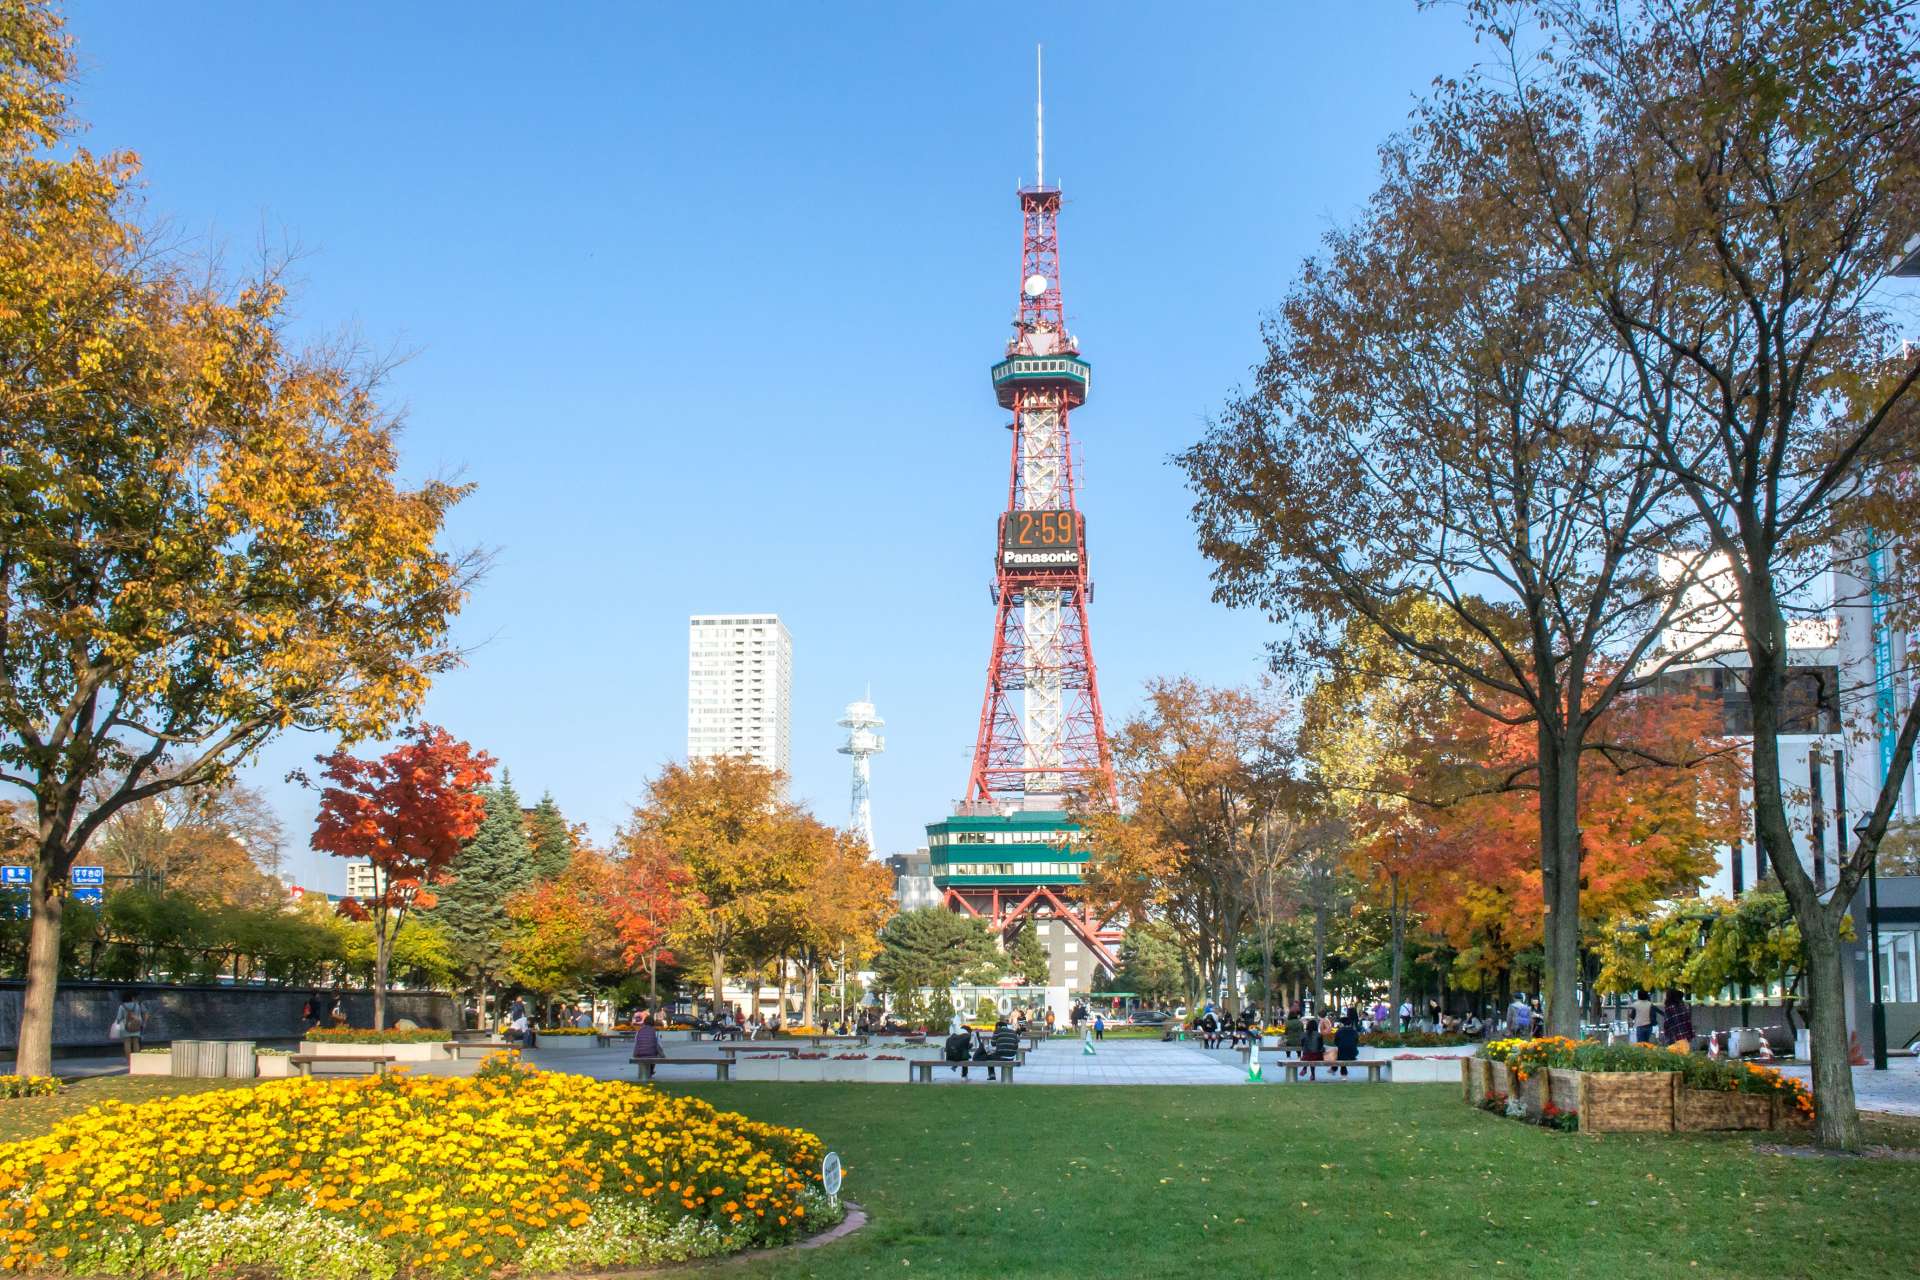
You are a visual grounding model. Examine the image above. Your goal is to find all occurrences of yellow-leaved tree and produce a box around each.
[0,1,475,1074]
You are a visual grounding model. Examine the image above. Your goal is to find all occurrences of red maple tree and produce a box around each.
[310,724,495,1029]
[606,829,694,1006]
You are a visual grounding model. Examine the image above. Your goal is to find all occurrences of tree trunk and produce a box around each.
[1537,726,1583,1038]
[646,953,659,1007]
[1388,873,1406,1018]
[14,860,67,1077]
[1311,901,1328,1014]
[802,961,817,1029]
[709,950,727,1019]
[372,922,390,1031]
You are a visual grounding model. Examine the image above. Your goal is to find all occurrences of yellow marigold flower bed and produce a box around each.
[0,1055,832,1277]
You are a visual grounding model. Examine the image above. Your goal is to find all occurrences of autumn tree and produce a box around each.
[789,828,894,1027]
[1181,74,1719,1035]
[503,847,624,1010]
[88,780,285,907]
[310,725,493,1029]
[1428,0,1920,1147]
[633,756,812,1014]
[605,826,692,1006]
[0,4,475,1075]
[1079,678,1299,1012]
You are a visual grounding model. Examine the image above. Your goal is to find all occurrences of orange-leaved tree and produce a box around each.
[310,726,493,1029]
[0,4,474,1075]
[606,827,694,1006]
[503,847,627,1010]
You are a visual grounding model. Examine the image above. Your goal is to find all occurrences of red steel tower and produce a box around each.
[968,111,1113,810]
[927,59,1120,979]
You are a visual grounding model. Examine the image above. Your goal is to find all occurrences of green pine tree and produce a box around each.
[432,773,536,1014]
[525,791,573,881]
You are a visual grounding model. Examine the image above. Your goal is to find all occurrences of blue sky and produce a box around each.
[61,3,1484,889]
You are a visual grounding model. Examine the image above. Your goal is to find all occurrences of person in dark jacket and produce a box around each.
[1334,1010,1361,1078]
[1298,1014,1325,1082]
[630,1007,662,1061]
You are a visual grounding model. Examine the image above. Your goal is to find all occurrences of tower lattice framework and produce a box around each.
[966,180,1115,810]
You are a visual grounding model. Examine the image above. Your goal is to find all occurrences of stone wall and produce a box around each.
[0,981,457,1050]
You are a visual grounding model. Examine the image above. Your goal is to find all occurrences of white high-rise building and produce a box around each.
[687,614,793,777]
[343,858,385,903]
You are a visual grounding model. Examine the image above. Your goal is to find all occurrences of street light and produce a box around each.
[1854,814,1890,1071]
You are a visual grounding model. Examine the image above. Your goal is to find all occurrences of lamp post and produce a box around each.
[1853,814,1889,1071]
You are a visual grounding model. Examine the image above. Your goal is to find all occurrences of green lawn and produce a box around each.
[2,1077,1915,1279]
[658,1083,1920,1280]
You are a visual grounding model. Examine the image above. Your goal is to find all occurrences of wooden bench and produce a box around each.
[441,1039,514,1060]
[632,1055,733,1081]
[911,1057,1019,1083]
[1279,1059,1389,1083]
[290,1053,394,1078]
[806,1034,870,1047]
[451,1028,495,1043]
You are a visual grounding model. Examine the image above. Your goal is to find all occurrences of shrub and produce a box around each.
[0,1056,829,1275]
[0,1077,59,1099]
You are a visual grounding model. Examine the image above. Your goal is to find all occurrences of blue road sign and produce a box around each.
[0,866,29,887]
[71,866,105,887]
[71,887,103,904]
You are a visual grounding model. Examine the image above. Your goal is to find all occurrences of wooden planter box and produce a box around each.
[1462,1057,1482,1104]
[1578,1070,1678,1132]
[1488,1061,1509,1099]
[1675,1087,1774,1131]
[1771,1095,1814,1129]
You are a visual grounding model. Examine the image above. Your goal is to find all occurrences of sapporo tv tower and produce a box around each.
[926,49,1120,981]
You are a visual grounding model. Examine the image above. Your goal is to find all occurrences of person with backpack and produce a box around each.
[110,991,147,1061]
[1334,1009,1361,1079]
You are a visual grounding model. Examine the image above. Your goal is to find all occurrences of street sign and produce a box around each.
[0,866,30,886]
[71,887,103,904]
[821,1152,843,1198]
[71,866,105,887]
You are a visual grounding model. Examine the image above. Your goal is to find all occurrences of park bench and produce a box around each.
[289,1053,393,1078]
[911,1057,1019,1083]
[806,1034,870,1047]
[441,1039,513,1061]
[1279,1059,1389,1083]
[717,1042,805,1059]
[632,1055,732,1082]
[451,1028,495,1043]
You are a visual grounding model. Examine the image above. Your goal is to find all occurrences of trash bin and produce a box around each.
[224,1040,257,1079]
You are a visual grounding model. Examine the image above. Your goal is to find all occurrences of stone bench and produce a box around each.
[911,1057,1018,1083]
[441,1040,514,1060]
[289,1053,393,1078]
[632,1055,732,1082]
[717,1043,805,1058]
[1281,1059,1388,1083]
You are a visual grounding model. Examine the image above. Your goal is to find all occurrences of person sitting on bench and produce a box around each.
[1298,1014,1325,1081]
[944,1015,974,1078]
[631,1007,662,1060]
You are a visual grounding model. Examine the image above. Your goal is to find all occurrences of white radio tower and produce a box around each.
[837,694,885,853]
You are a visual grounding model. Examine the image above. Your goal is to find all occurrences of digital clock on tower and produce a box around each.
[1000,509,1083,568]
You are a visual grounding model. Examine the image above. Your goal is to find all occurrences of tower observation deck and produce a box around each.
[929,51,1119,980]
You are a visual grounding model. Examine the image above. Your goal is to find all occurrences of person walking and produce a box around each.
[1045,1007,1057,1036]
[1507,992,1533,1037]
[1629,989,1658,1044]
[1398,999,1413,1032]
[1660,989,1693,1049]
[110,991,147,1062]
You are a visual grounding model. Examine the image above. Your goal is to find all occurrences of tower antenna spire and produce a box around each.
[1035,43,1044,188]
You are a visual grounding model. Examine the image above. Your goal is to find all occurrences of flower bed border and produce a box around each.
[1461,1056,1812,1134]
